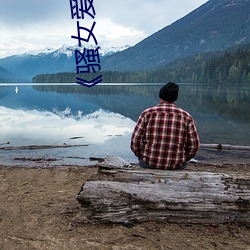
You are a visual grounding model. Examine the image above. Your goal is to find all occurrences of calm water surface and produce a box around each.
[0,83,249,166]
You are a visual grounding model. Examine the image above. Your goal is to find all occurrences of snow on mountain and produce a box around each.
[23,47,55,57]
[24,44,131,58]
[99,45,131,56]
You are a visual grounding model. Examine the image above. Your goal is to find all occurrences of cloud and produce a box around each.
[0,0,208,32]
[96,0,208,34]
[94,18,145,47]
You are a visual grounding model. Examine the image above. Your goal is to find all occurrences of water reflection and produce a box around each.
[178,84,250,123]
[0,83,250,166]
[33,83,250,123]
[0,105,136,166]
[32,83,250,145]
[0,106,134,145]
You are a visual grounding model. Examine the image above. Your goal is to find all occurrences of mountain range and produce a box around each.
[0,45,130,82]
[0,65,25,83]
[0,0,249,82]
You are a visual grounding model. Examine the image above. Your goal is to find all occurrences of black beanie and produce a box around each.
[159,82,179,102]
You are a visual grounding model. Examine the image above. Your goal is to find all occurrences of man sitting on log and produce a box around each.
[130,82,200,170]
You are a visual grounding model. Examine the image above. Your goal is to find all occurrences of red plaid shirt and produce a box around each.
[130,102,200,169]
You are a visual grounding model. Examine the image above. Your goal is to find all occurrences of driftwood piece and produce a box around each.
[77,166,250,225]
[0,144,88,150]
[200,143,250,151]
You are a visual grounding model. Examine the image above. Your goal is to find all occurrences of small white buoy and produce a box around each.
[15,86,18,94]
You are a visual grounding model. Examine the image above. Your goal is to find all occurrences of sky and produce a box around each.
[0,0,208,58]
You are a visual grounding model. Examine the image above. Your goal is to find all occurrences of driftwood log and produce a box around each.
[77,159,250,225]
[0,144,88,150]
[200,143,250,151]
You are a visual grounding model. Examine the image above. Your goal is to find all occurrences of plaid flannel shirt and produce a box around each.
[130,102,200,169]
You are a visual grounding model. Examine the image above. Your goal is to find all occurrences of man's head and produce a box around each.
[159,82,179,102]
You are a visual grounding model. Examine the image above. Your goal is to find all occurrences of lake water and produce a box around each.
[0,83,250,167]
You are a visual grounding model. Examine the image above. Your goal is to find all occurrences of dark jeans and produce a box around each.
[138,158,188,170]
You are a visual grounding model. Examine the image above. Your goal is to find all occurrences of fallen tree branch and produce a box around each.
[0,144,89,150]
[200,143,250,151]
[14,157,57,162]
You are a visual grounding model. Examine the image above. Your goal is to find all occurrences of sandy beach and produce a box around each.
[0,163,249,250]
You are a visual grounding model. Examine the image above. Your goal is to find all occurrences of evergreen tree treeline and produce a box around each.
[32,43,250,85]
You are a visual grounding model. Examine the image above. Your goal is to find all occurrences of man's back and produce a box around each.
[130,82,199,170]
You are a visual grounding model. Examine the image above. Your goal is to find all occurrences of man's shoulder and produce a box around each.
[141,103,193,119]
[142,105,159,114]
[175,106,191,115]
[174,106,195,122]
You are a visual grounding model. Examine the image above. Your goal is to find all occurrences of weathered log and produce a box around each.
[77,166,250,225]
[0,144,88,150]
[200,143,250,151]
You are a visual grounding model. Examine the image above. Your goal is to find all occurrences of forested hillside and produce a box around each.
[33,44,250,85]
[152,43,250,84]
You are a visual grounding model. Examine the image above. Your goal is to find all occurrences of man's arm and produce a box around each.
[130,113,146,158]
[185,119,200,161]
